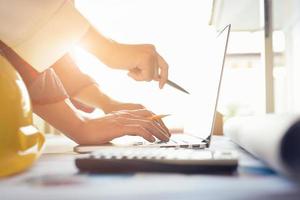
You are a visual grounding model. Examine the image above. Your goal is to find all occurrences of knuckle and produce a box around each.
[144,121,154,129]
[135,104,144,109]
[115,122,124,129]
[153,123,163,132]
[145,44,156,51]
[139,126,148,134]
[117,116,126,122]
[142,51,154,59]
[123,113,133,118]
[141,120,150,126]
[142,50,156,61]
[132,124,141,130]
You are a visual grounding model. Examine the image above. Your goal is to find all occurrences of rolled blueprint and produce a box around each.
[224,114,300,179]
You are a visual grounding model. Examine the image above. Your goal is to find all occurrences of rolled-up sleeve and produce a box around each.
[52,53,96,113]
[0,0,90,72]
[0,40,69,105]
[28,69,69,105]
[1,38,95,110]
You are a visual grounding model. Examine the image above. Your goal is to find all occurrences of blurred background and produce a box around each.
[35,0,300,134]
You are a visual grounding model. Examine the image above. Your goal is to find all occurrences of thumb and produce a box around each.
[128,71,142,81]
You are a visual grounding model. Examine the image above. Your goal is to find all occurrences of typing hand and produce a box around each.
[77,109,170,145]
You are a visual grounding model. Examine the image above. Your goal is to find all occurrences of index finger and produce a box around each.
[157,54,169,89]
[148,114,171,136]
[122,109,170,135]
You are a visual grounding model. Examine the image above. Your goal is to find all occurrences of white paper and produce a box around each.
[224,114,300,179]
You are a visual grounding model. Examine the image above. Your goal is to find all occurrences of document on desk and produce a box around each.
[224,114,300,180]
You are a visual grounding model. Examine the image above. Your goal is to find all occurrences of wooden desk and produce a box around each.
[1,135,299,200]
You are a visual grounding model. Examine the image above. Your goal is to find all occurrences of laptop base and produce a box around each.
[74,134,207,154]
[75,147,238,174]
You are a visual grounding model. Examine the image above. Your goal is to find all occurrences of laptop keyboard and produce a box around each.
[89,147,236,161]
[132,137,207,149]
[76,147,239,173]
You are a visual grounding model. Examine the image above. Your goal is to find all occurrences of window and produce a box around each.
[73,0,287,126]
[73,0,214,129]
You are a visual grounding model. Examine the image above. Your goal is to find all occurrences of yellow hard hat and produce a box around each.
[0,55,45,177]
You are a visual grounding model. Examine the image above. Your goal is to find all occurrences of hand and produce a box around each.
[103,101,145,113]
[126,44,169,89]
[112,43,169,89]
[102,102,169,139]
[76,109,170,145]
[79,27,169,88]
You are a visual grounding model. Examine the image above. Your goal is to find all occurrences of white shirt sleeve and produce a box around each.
[0,0,90,72]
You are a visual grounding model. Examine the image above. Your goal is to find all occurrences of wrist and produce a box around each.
[87,89,118,113]
[104,42,132,70]
[101,99,121,114]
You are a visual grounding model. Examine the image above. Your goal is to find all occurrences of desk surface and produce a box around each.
[1,135,300,200]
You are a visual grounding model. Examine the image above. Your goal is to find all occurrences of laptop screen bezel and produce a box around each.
[204,24,231,148]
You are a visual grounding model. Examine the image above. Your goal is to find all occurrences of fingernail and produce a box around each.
[164,137,170,142]
[159,83,163,89]
[150,137,156,142]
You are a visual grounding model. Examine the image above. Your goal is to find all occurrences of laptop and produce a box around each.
[75,24,238,173]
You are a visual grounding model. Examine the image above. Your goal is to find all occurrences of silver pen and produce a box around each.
[166,79,190,94]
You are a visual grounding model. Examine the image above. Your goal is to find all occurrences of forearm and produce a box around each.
[51,53,119,113]
[79,26,121,69]
[33,99,86,143]
[33,98,170,145]
[73,84,117,113]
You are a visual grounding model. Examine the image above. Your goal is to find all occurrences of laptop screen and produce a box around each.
[182,25,230,139]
